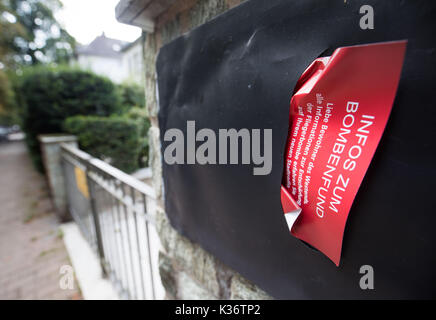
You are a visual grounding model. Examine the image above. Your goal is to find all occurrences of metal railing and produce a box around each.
[61,143,159,300]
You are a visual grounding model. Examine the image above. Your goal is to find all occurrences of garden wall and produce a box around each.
[142,0,272,299]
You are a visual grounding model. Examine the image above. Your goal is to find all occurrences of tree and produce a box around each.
[0,0,75,69]
[0,0,75,125]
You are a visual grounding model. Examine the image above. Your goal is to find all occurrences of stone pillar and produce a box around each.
[139,0,271,300]
[38,134,78,221]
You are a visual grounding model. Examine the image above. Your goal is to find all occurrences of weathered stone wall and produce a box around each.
[144,0,272,299]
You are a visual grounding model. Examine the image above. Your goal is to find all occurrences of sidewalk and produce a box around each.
[0,141,81,299]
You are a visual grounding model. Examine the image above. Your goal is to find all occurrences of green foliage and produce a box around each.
[125,107,150,167]
[64,116,141,173]
[0,0,75,69]
[18,66,121,170]
[0,70,9,110]
[0,69,20,126]
[0,1,26,68]
[117,83,146,112]
[125,107,149,135]
[0,70,13,124]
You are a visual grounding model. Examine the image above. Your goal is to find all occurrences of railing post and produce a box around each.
[38,134,78,221]
[86,166,108,277]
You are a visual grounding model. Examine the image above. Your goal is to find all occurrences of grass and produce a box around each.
[38,247,59,258]
[57,228,64,239]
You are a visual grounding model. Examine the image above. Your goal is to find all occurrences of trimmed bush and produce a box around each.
[117,83,146,112]
[64,116,140,173]
[125,107,151,167]
[0,70,17,126]
[18,67,121,170]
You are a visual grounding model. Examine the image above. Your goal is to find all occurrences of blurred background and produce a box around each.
[0,0,156,300]
[1,0,150,172]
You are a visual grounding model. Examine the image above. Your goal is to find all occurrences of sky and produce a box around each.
[56,0,142,45]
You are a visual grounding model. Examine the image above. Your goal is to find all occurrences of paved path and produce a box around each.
[0,141,81,299]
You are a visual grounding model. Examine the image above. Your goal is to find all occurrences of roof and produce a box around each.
[76,33,129,58]
[120,36,143,52]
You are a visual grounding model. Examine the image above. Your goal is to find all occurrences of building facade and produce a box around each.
[75,33,144,84]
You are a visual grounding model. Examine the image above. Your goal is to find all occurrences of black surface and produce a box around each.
[156,0,436,299]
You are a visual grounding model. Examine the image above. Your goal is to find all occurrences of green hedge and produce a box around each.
[64,116,140,173]
[18,67,121,171]
[0,70,17,126]
[125,107,151,167]
[117,83,146,112]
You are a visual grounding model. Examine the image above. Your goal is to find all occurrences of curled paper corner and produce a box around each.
[280,186,302,231]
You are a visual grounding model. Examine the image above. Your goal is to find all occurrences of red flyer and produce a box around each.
[281,41,407,266]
